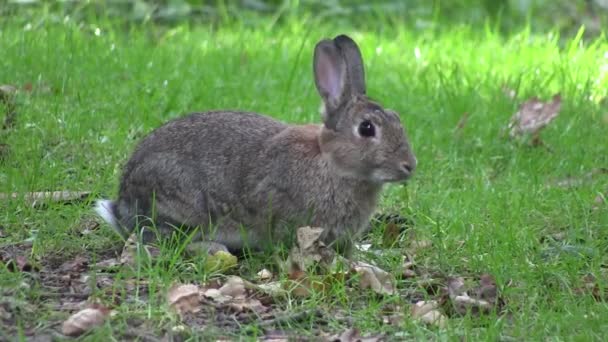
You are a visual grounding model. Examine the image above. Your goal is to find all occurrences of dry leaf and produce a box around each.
[218,276,246,297]
[61,306,111,337]
[411,300,447,328]
[286,269,314,298]
[167,284,201,317]
[93,258,121,269]
[574,273,606,301]
[257,281,285,296]
[329,327,384,342]
[0,191,92,207]
[297,226,325,250]
[58,255,89,274]
[226,297,266,313]
[202,276,268,313]
[257,268,273,281]
[550,168,608,188]
[401,258,417,278]
[351,261,396,295]
[288,226,335,273]
[508,94,561,138]
[447,275,498,315]
[119,234,160,266]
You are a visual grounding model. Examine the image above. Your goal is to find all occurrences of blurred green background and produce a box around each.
[2,0,608,39]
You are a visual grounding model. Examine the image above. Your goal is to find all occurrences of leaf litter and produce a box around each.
[507,93,562,146]
[1,224,510,339]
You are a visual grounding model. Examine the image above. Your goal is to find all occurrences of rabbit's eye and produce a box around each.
[358,120,375,137]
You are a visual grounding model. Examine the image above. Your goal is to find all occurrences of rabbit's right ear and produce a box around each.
[314,39,347,129]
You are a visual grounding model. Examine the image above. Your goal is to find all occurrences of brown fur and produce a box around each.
[95,35,417,256]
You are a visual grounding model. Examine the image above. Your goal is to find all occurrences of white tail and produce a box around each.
[94,199,119,230]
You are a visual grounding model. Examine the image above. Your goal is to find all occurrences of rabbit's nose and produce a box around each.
[400,162,414,174]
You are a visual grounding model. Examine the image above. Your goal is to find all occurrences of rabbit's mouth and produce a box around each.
[370,168,413,183]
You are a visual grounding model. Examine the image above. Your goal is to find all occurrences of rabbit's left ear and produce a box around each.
[333,34,366,96]
[314,39,347,112]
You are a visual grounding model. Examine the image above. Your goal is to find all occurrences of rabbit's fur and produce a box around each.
[95,34,416,255]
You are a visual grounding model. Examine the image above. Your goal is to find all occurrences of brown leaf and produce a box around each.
[58,255,89,274]
[508,94,561,138]
[329,327,384,342]
[119,234,160,267]
[61,305,111,337]
[447,275,500,316]
[411,300,447,328]
[286,269,314,298]
[167,284,201,317]
[287,226,335,273]
[447,277,466,297]
[549,168,608,189]
[218,276,247,298]
[574,273,606,301]
[202,276,269,313]
[400,257,417,278]
[93,258,122,269]
[0,191,92,208]
[257,268,273,281]
[477,273,499,303]
[351,261,396,296]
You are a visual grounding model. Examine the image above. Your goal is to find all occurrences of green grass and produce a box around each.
[1,11,608,341]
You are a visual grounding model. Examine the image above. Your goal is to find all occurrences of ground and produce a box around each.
[1,9,608,341]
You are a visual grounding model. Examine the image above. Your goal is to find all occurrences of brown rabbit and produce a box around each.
[95,34,416,255]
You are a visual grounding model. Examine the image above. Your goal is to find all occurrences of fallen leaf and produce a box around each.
[256,281,285,297]
[574,273,606,301]
[226,297,266,313]
[202,276,269,313]
[400,258,417,278]
[93,258,122,269]
[550,168,608,189]
[257,268,273,281]
[411,300,447,328]
[508,94,561,139]
[287,226,335,273]
[286,269,314,298]
[329,327,384,342]
[447,277,466,297]
[218,276,246,298]
[446,275,500,316]
[167,283,201,317]
[0,191,92,208]
[351,261,396,295]
[61,305,111,337]
[119,234,160,266]
[477,273,499,303]
[58,255,89,274]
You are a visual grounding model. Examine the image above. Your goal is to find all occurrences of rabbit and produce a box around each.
[95,34,417,256]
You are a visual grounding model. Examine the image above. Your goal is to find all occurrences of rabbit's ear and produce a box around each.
[314,39,347,127]
[333,35,366,95]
